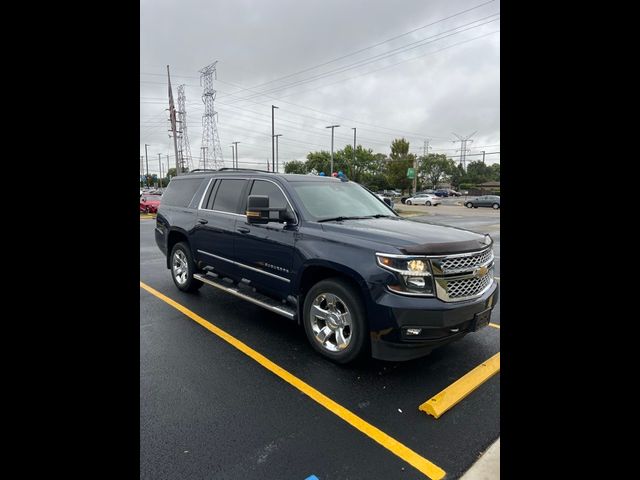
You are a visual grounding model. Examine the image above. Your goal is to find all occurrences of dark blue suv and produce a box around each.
[155,169,498,363]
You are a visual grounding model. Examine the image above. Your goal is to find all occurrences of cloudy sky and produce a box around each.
[140,0,500,176]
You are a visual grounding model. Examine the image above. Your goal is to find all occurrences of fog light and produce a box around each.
[406,277,425,288]
[406,328,422,335]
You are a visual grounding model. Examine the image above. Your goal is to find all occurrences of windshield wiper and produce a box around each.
[317,216,370,223]
[367,214,395,218]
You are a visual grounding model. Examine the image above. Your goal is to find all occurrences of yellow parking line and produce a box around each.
[419,352,500,419]
[140,281,446,480]
[489,323,500,329]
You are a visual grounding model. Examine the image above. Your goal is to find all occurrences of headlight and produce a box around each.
[376,254,434,295]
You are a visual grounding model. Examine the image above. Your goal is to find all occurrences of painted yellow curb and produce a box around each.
[419,352,500,419]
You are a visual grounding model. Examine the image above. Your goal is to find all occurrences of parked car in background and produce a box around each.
[434,189,450,197]
[464,195,500,209]
[404,194,441,206]
[376,194,395,209]
[449,189,462,197]
[140,194,162,214]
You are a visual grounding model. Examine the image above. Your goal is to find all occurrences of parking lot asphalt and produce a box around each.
[140,207,500,480]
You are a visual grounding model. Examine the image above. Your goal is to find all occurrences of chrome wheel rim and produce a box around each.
[172,250,189,285]
[310,293,352,352]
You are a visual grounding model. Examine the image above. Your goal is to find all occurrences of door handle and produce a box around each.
[237,227,250,234]
[197,218,208,224]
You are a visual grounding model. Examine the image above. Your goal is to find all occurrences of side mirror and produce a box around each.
[246,195,291,224]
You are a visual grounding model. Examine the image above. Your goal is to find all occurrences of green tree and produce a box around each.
[448,162,467,189]
[419,154,456,189]
[385,138,415,193]
[284,160,307,174]
[167,168,177,178]
[466,161,493,184]
[489,163,500,181]
[341,144,378,183]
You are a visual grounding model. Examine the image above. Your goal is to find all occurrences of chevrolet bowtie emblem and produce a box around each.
[474,265,489,277]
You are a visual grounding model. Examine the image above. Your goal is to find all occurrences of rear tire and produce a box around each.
[303,278,367,364]
[492,203,500,209]
[170,242,203,292]
[465,202,473,208]
[406,200,412,205]
[426,201,432,206]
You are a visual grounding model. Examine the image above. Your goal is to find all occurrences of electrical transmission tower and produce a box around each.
[176,85,193,173]
[452,131,477,170]
[199,61,224,170]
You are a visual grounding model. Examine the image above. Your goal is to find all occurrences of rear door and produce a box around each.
[193,178,249,279]
[233,179,298,300]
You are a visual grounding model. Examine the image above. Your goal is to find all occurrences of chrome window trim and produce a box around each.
[197,249,290,283]
[197,178,215,210]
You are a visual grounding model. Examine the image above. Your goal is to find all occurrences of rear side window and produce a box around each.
[212,179,247,213]
[161,178,204,207]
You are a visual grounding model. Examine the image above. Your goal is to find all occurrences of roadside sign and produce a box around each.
[407,168,415,179]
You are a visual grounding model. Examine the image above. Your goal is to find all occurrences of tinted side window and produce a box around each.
[249,180,293,221]
[203,179,219,210]
[212,179,247,213]
[162,178,205,207]
[250,180,287,208]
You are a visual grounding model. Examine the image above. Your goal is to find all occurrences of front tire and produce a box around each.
[170,242,203,292]
[406,200,412,205]
[426,201,432,206]
[303,278,367,364]
[465,202,473,208]
[492,203,500,209]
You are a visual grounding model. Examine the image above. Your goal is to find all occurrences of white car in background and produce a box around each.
[404,194,441,206]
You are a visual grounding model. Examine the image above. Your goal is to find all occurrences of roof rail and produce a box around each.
[187,169,217,173]
[216,167,273,173]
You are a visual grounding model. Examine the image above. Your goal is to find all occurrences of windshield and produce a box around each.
[291,181,396,221]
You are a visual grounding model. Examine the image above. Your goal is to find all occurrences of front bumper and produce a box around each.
[369,280,499,361]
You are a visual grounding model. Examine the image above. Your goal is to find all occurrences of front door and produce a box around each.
[233,179,298,300]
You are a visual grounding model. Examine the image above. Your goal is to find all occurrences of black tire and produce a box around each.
[426,201,432,206]
[170,242,203,292]
[303,278,367,364]
[406,200,412,205]
[144,206,150,214]
[465,202,473,208]
[492,203,500,209]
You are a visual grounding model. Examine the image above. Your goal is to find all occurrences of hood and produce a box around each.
[320,217,488,255]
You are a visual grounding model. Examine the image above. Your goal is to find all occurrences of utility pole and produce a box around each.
[326,125,340,174]
[157,153,162,187]
[166,155,169,179]
[412,157,417,195]
[140,155,144,186]
[452,131,477,171]
[271,105,278,173]
[144,144,150,187]
[160,162,164,187]
[230,145,235,168]
[482,150,486,163]
[274,134,282,172]
[232,141,240,169]
[167,66,181,175]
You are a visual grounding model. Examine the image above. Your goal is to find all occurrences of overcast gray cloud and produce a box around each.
[140,0,500,175]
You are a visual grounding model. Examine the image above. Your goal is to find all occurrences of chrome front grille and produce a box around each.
[443,271,493,299]
[432,248,493,275]
[430,248,495,302]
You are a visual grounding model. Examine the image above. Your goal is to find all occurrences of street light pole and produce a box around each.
[352,127,356,178]
[230,145,235,168]
[274,134,282,172]
[157,153,162,188]
[271,105,278,173]
[326,125,340,174]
